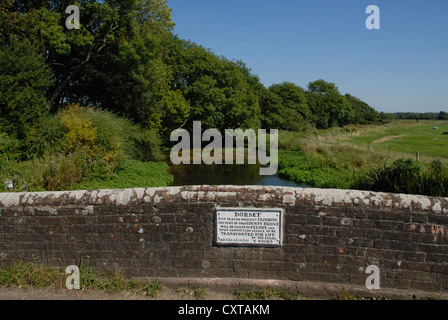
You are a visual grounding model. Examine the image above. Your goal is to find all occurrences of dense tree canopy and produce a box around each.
[307,80,353,129]
[345,94,381,125]
[166,38,261,133]
[437,111,448,120]
[269,82,311,131]
[0,35,53,138]
[1,0,384,159]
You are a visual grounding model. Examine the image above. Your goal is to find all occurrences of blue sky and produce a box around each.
[168,0,448,113]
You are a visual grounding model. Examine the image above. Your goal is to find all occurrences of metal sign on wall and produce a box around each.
[214,207,284,247]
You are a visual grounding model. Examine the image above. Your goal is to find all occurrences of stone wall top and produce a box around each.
[1,186,447,214]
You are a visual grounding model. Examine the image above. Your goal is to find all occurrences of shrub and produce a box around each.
[353,158,448,197]
[25,104,164,164]
[70,160,173,190]
[1,155,45,192]
[354,159,422,194]
[0,131,23,166]
[1,104,168,191]
[59,104,98,154]
[129,129,165,162]
[277,150,353,189]
[421,159,448,197]
[24,115,65,158]
[0,144,117,192]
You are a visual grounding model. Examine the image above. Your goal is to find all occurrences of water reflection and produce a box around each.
[169,163,304,187]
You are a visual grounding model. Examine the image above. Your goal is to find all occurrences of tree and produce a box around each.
[344,94,381,125]
[259,87,285,129]
[1,0,176,113]
[380,112,396,123]
[149,89,191,141]
[0,36,53,139]
[437,111,448,120]
[48,0,175,109]
[307,79,353,128]
[0,1,69,54]
[261,82,309,131]
[167,38,261,132]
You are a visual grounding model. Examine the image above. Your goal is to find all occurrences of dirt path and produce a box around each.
[372,134,406,144]
[0,286,240,300]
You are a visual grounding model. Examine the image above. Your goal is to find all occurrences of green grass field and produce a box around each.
[277,120,448,194]
[346,120,448,160]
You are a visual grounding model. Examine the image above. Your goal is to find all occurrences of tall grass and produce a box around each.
[0,261,164,297]
[279,128,391,168]
[0,261,64,289]
[353,158,448,197]
[277,128,389,189]
[277,123,448,196]
[233,286,301,300]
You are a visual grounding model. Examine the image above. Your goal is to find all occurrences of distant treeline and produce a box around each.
[381,111,448,121]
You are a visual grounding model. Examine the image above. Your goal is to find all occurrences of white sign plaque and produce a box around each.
[215,208,283,246]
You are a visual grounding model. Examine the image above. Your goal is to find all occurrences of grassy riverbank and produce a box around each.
[2,118,447,196]
[277,120,448,195]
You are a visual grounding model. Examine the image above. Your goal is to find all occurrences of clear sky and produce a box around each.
[168,0,448,113]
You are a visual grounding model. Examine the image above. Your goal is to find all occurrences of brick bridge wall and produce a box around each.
[1,186,448,295]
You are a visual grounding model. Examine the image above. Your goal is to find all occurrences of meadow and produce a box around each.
[345,120,448,160]
[277,120,448,196]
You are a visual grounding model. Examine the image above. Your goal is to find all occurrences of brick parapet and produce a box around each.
[1,186,448,295]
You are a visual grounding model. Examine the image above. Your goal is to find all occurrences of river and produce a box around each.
[168,162,304,187]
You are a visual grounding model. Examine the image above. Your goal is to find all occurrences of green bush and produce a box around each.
[70,160,173,190]
[353,159,422,194]
[129,129,165,162]
[1,156,46,192]
[277,150,353,189]
[353,158,448,196]
[0,131,23,165]
[420,159,448,197]
[0,105,168,192]
[24,115,65,158]
[0,145,116,192]
[25,105,164,163]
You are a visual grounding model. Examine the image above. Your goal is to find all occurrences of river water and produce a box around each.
[169,163,304,187]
